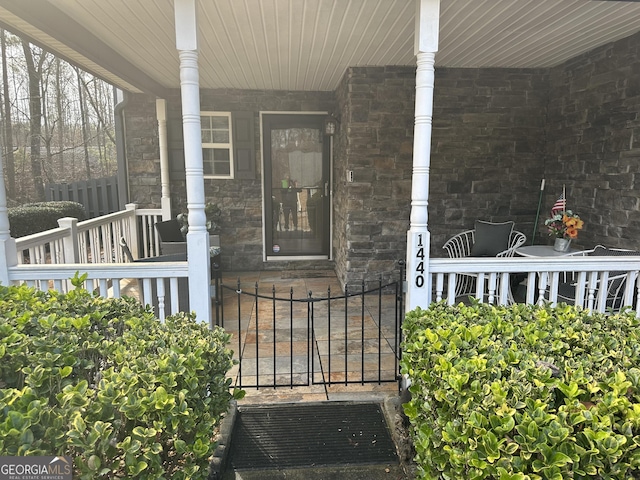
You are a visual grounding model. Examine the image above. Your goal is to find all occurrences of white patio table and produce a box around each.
[514,245,584,303]
[516,245,581,257]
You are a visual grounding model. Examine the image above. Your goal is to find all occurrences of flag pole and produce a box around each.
[531,178,545,245]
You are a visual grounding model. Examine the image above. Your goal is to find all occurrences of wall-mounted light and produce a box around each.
[324,115,338,136]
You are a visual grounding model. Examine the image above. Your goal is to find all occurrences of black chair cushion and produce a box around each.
[471,220,514,257]
[155,219,184,242]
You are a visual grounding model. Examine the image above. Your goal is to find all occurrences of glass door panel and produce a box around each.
[263,114,330,257]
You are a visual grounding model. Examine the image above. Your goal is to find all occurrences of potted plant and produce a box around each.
[176,202,222,237]
[164,204,223,273]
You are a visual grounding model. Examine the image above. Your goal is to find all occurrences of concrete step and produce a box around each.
[223,463,409,479]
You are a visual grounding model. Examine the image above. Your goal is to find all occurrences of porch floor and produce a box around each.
[214,270,401,403]
[120,269,401,402]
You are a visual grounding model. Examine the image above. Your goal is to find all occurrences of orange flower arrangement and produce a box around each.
[545,210,584,239]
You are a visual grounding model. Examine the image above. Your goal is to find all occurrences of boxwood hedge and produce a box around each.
[8,201,86,237]
[401,302,640,479]
[0,275,241,479]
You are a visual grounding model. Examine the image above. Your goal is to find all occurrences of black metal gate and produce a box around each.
[213,266,405,389]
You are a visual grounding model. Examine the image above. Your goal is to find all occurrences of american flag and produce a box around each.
[551,193,566,216]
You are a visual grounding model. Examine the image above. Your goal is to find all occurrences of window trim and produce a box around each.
[201,111,234,179]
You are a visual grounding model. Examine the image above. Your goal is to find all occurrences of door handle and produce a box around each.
[324,182,329,196]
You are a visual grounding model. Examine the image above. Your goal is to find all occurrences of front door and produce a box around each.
[262,114,331,259]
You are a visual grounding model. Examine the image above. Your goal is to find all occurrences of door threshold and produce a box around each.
[266,255,329,261]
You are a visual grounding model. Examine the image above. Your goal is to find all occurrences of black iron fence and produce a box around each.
[213,265,405,389]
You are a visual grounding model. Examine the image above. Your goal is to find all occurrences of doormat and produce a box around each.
[228,402,398,470]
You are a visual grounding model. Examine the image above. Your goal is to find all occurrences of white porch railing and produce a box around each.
[7,262,189,322]
[430,256,640,316]
[8,203,640,321]
[14,203,163,265]
[7,204,198,322]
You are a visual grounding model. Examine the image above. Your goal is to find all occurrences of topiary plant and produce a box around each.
[0,274,242,479]
[401,301,640,480]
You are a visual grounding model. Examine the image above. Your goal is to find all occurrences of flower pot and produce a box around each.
[553,237,571,252]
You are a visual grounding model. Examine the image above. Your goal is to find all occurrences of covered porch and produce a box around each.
[1,0,640,325]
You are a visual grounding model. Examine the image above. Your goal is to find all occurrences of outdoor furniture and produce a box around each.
[443,221,527,300]
[155,219,186,255]
[514,245,584,303]
[516,245,581,257]
[553,245,640,312]
[119,236,135,262]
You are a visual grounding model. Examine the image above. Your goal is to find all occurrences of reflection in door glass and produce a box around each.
[270,127,324,255]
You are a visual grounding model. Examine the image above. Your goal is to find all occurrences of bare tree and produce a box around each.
[75,67,91,179]
[0,32,117,203]
[21,38,46,200]
[54,58,65,176]
[40,54,57,184]
[79,74,116,176]
[1,29,15,200]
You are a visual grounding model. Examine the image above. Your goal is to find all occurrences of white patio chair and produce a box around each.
[442,222,527,300]
[554,245,640,312]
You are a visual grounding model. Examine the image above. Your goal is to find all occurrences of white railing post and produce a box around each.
[0,149,17,285]
[175,0,212,325]
[58,217,79,263]
[125,203,140,260]
[406,0,440,311]
[157,99,172,221]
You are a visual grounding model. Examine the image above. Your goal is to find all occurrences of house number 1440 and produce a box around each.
[414,234,425,288]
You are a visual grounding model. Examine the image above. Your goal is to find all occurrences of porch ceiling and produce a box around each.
[0,0,639,95]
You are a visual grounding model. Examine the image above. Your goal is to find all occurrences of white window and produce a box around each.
[201,112,233,178]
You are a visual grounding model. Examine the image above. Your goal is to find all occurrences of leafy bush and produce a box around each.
[401,302,640,479]
[0,277,240,479]
[8,201,87,237]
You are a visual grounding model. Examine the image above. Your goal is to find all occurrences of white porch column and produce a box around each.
[406,0,440,311]
[0,149,17,286]
[174,0,211,324]
[156,99,172,220]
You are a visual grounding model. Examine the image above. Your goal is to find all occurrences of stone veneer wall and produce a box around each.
[333,67,415,287]
[125,89,336,272]
[546,31,640,250]
[429,68,549,255]
[334,66,550,287]
[123,94,162,208]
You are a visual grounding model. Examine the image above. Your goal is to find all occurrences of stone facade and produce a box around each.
[334,67,416,287]
[123,29,640,287]
[126,89,336,272]
[429,68,549,254]
[546,31,640,251]
[123,94,162,208]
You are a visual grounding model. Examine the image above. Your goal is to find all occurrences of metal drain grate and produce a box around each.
[229,402,398,470]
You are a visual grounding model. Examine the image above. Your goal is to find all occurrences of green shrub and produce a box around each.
[8,201,87,237]
[401,302,640,479]
[0,276,241,479]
